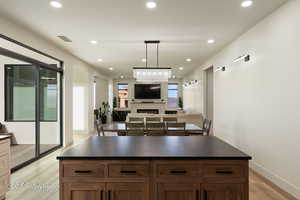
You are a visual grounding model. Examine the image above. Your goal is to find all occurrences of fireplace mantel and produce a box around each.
[130,101,166,104]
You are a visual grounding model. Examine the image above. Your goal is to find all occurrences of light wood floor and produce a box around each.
[6,133,295,200]
[10,144,58,168]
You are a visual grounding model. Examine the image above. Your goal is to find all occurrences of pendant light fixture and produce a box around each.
[133,40,172,82]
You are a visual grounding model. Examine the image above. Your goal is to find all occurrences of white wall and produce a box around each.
[72,62,109,134]
[183,80,203,114]
[96,77,109,108]
[185,0,300,198]
[183,69,204,114]
[0,17,109,146]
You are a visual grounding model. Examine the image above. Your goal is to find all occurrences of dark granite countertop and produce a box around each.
[0,135,10,141]
[57,136,251,160]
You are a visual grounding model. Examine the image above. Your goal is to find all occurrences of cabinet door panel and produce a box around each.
[202,184,244,200]
[64,183,105,200]
[107,183,148,200]
[158,183,199,200]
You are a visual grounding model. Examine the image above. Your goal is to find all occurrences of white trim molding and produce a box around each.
[250,162,300,199]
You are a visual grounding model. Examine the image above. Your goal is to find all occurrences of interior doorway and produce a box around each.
[204,66,214,134]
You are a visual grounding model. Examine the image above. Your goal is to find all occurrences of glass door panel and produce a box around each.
[39,67,61,154]
[2,55,37,169]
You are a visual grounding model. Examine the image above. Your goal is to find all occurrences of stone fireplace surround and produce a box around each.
[130,101,167,114]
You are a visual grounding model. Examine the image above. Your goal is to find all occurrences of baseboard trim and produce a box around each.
[63,141,73,149]
[250,162,300,200]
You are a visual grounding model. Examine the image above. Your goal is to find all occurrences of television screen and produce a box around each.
[134,84,161,99]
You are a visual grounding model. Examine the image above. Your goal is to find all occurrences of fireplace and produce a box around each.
[130,101,166,114]
[137,109,159,114]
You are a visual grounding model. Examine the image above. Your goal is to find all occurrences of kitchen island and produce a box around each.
[57,136,251,200]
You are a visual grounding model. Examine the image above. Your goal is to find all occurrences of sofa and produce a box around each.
[0,122,17,145]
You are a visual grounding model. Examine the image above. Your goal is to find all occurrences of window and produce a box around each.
[168,83,179,108]
[5,65,58,121]
[5,65,36,121]
[39,68,58,121]
[118,84,128,108]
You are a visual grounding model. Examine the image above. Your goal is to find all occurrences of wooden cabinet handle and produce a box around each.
[215,170,233,174]
[120,170,137,174]
[74,170,92,174]
[170,170,187,174]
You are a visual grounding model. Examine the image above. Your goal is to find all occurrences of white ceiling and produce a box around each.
[0,0,288,78]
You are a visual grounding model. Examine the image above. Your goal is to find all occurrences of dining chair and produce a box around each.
[117,131,127,136]
[146,117,161,123]
[95,120,104,136]
[163,117,178,123]
[187,119,205,136]
[166,122,188,136]
[203,119,212,136]
[125,122,145,136]
[99,125,119,136]
[129,117,144,122]
[146,122,166,136]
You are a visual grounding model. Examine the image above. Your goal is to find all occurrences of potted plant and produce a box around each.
[178,97,183,109]
[94,109,99,120]
[113,96,117,108]
[112,97,122,121]
[99,102,110,124]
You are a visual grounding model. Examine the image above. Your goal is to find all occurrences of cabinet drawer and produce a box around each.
[203,165,245,178]
[156,164,201,178]
[108,164,150,178]
[0,154,9,177]
[0,174,9,195]
[0,140,9,156]
[63,164,105,178]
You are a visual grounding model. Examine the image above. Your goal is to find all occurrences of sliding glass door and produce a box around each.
[1,41,63,171]
[39,68,61,154]
[3,62,63,170]
[4,61,37,168]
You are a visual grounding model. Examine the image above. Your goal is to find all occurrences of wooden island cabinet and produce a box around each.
[58,137,251,200]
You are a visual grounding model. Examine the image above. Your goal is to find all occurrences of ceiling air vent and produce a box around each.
[57,35,72,42]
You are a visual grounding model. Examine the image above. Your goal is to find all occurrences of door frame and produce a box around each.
[203,65,214,133]
[0,34,64,172]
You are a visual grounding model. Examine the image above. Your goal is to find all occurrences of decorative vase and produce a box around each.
[101,116,107,124]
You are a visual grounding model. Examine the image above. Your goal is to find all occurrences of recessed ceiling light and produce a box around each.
[142,58,147,62]
[241,0,253,8]
[207,39,215,44]
[120,75,124,79]
[90,40,98,45]
[97,58,103,62]
[50,1,63,8]
[146,1,157,9]
[179,67,184,71]
[172,75,176,79]
[109,67,113,71]
[186,58,192,62]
